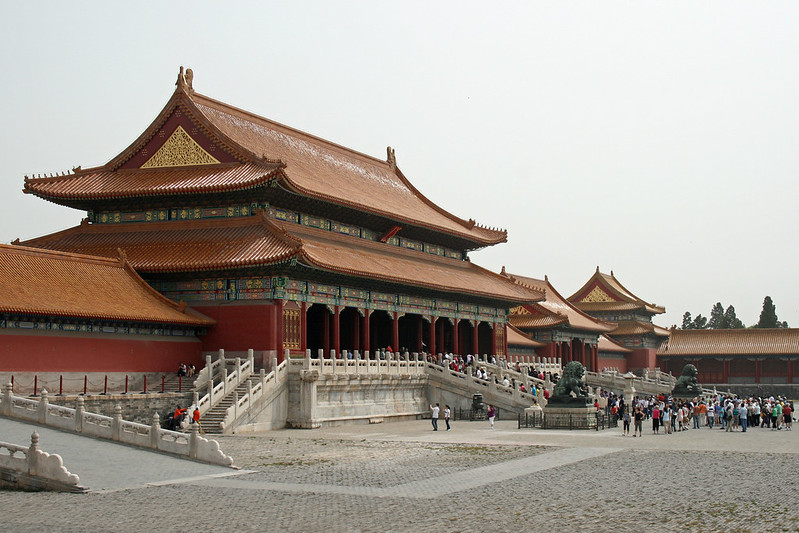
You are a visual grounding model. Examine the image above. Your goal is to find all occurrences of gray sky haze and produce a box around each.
[1,2,796,328]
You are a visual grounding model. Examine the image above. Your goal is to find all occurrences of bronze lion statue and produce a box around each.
[550,361,590,404]
[672,363,701,396]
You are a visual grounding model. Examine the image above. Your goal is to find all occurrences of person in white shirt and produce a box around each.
[430,403,440,431]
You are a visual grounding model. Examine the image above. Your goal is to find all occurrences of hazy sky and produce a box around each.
[1,2,797,329]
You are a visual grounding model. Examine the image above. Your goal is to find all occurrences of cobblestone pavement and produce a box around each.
[1,418,798,532]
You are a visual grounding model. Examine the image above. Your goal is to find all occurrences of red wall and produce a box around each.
[626,348,657,371]
[191,301,277,353]
[0,332,203,372]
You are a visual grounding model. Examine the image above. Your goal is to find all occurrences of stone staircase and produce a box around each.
[199,376,261,434]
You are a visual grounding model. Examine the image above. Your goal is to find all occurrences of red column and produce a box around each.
[429,317,436,355]
[362,309,370,355]
[391,312,399,352]
[491,323,497,356]
[332,305,340,357]
[472,320,479,356]
[503,324,508,359]
[300,301,308,352]
[353,312,360,352]
[275,300,284,361]
[754,359,761,383]
[452,319,460,355]
[594,345,599,372]
[436,318,444,354]
[322,308,330,356]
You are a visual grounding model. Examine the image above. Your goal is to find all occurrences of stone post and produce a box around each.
[75,396,84,432]
[354,352,360,375]
[235,356,242,380]
[218,348,225,362]
[272,356,278,376]
[331,350,337,373]
[249,348,255,370]
[27,432,40,476]
[151,412,161,449]
[2,382,12,416]
[298,368,321,428]
[189,423,199,459]
[304,350,312,370]
[232,391,239,420]
[260,368,266,388]
[623,372,637,410]
[112,404,122,441]
[246,379,253,403]
[205,354,212,371]
[38,389,49,424]
[221,368,228,394]
[192,391,199,407]
[207,380,214,406]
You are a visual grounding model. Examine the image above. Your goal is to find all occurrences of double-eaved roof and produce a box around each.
[23,67,506,249]
[658,328,799,357]
[0,244,213,326]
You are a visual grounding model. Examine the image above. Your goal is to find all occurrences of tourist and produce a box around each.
[187,364,195,377]
[177,362,187,377]
[652,405,660,434]
[622,409,631,436]
[444,405,451,431]
[487,404,496,429]
[662,406,672,434]
[725,402,734,432]
[430,403,440,431]
[783,402,792,430]
[192,406,201,425]
[771,402,780,430]
[633,405,644,437]
[739,402,748,432]
[706,402,715,429]
[750,400,760,429]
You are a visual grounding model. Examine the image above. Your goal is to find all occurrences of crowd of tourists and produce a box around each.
[609,392,794,437]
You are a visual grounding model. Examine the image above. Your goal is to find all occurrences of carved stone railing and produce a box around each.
[585,370,674,396]
[221,358,288,431]
[424,361,544,410]
[0,432,84,492]
[0,384,233,467]
[287,349,427,376]
[195,350,255,416]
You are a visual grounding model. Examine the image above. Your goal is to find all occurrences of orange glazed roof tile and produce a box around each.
[508,308,567,330]
[20,214,537,303]
[19,215,299,273]
[658,328,799,356]
[598,334,632,353]
[505,272,613,333]
[568,268,665,315]
[507,324,546,348]
[24,162,282,201]
[0,244,213,326]
[610,320,670,337]
[274,220,538,303]
[24,69,506,248]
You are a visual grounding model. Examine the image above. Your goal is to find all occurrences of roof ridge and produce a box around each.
[5,242,120,266]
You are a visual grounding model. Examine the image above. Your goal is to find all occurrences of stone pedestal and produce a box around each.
[542,405,598,429]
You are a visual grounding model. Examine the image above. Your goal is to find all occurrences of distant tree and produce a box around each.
[757,296,788,328]
[722,305,745,329]
[707,302,725,329]
[681,312,693,329]
[691,314,708,329]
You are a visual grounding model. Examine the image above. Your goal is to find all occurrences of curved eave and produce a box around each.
[1,307,212,327]
[293,252,531,304]
[276,175,506,249]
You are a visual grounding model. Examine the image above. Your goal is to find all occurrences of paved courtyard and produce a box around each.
[1,416,797,532]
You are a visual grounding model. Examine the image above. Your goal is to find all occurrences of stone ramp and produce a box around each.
[0,417,243,492]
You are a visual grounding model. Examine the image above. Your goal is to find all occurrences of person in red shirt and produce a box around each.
[783,403,793,430]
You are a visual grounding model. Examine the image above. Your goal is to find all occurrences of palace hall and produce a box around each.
[10,68,540,372]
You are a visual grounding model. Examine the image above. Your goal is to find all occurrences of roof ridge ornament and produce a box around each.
[176,66,194,93]
[386,146,396,170]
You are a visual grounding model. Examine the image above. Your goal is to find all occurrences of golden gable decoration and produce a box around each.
[509,306,531,315]
[581,285,615,303]
[141,125,220,168]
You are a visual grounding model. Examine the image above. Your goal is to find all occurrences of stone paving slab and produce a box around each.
[0,417,242,492]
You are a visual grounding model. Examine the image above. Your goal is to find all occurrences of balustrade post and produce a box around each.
[246,379,252,401]
[221,368,229,393]
[233,391,239,420]
[38,389,49,424]
[27,432,40,476]
[304,350,312,370]
[249,348,255,370]
[189,423,199,459]
[330,350,337,373]
[151,412,161,449]
[192,391,199,407]
[75,396,84,432]
[283,348,289,367]
[112,404,122,441]
[260,368,266,387]
[218,348,225,362]
[207,380,213,406]
[205,354,213,370]
[2,382,11,416]
[235,357,242,380]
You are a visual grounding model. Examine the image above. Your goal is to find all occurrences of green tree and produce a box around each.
[707,302,725,329]
[723,305,745,329]
[691,314,708,329]
[757,296,788,328]
[681,312,693,329]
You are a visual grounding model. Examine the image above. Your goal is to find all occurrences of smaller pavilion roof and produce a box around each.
[0,244,213,326]
[507,324,546,348]
[504,271,613,333]
[568,268,665,315]
[610,320,671,338]
[598,334,632,354]
[658,328,799,357]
